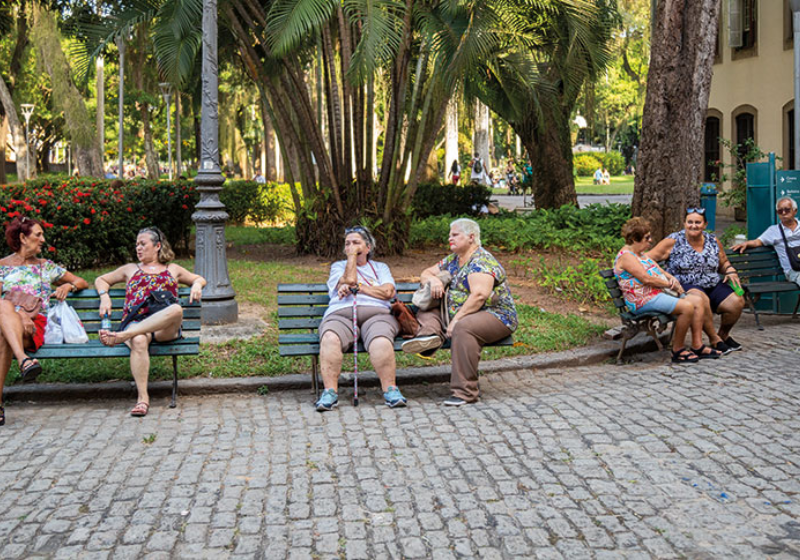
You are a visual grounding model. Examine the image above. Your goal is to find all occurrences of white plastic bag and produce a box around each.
[44,302,65,345]
[61,302,89,344]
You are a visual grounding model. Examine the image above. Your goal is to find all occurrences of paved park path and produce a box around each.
[1,322,800,559]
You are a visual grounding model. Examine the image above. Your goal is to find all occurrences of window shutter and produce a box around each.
[729,0,743,48]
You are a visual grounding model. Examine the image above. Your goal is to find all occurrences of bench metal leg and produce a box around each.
[746,292,764,331]
[170,355,178,408]
[793,294,800,320]
[616,333,631,364]
[311,356,320,397]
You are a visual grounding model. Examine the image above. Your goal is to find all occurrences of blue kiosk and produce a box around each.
[746,153,800,313]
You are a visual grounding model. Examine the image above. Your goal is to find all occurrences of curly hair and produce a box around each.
[5,216,42,252]
[621,217,651,245]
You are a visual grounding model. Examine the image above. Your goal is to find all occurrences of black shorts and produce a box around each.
[680,281,736,313]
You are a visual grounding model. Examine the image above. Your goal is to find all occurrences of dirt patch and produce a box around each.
[228,243,616,328]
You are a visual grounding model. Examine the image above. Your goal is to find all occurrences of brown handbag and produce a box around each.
[390,299,420,339]
[4,289,43,336]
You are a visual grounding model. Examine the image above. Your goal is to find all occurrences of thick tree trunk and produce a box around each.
[474,101,491,167]
[0,77,32,181]
[97,57,105,167]
[516,107,578,208]
[176,94,182,176]
[632,0,721,240]
[30,5,102,177]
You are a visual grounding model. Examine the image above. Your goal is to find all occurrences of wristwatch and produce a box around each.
[98,290,108,296]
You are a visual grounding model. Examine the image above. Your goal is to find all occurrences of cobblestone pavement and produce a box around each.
[1,323,800,559]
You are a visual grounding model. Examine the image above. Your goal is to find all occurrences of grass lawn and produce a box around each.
[20,254,606,385]
[491,175,634,196]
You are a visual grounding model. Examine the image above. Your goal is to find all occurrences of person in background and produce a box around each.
[448,159,461,185]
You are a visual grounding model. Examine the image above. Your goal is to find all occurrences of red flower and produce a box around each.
[83,218,91,225]
[48,246,56,252]
[39,199,47,206]
[62,226,68,230]
[127,207,132,212]
[57,206,62,210]
[90,208,96,214]
[181,204,188,209]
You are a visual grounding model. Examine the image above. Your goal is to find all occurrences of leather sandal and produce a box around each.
[671,348,699,363]
[691,345,722,359]
[20,358,42,383]
[130,402,149,417]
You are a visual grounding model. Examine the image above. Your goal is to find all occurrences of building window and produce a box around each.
[731,0,757,59]
[704,117,721,182]
[741,0,757,50]
[735,112,756,169]
[786,0,794,50]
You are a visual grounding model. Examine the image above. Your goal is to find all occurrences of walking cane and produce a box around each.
[350,286,359,407]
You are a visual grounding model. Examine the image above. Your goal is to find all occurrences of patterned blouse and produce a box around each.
[665,230,720,289]
[0,259,66,313]
[122,267,179,324]
[437,247,518,331]
[613,249,665,312]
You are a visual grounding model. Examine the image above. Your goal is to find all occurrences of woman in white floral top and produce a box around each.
[0,216,88,426]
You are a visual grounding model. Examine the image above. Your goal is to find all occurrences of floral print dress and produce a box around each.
[121,268,179,325]
[665,230,720,289]
[437,247,518,331]
[613,249,665,312]
[0,260,66,314]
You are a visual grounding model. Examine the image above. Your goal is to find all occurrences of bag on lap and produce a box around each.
[118,290,179,331]
[778,225,800,272]
[4,290,42,337]
[391,299,420,339]
[412,271,452,311]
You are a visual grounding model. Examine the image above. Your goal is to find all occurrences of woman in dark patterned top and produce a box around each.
[648,208,745,354]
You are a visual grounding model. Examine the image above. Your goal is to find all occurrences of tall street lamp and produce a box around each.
[20,103,34,179]
[193,0,237,324]
[159,82,173,180]
[115,31,127,179]
[791,0,800,170]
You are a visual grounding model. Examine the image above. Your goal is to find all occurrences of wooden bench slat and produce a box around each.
[278,319,323,329]
[279,335,514,357]
[278,308,326,318]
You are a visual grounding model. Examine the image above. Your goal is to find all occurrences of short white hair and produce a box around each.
[450,218,481,247]
[776,197,798,212]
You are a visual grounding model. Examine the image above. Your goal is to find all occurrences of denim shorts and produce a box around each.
[632,292,679,315]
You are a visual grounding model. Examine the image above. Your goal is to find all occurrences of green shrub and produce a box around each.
[573,154,603,177]
[0,178,199,269]
[219,181,298,225]
[411,203,630,258]
[599,151,625,175]
[412,182,493,218]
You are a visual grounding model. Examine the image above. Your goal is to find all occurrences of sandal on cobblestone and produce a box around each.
[130,402,149,417]
[691,345,722,359]
[671,348,699,363]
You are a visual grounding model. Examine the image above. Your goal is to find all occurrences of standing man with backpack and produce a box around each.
[470,152,489,186]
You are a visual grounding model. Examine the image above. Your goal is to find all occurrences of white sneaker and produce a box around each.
[401,335,442,355]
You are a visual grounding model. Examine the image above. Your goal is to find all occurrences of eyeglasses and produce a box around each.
[777,207,795,215]
[345,226,367,235]
[686,207,706,215]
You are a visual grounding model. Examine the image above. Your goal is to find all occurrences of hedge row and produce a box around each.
[0,178,199,269]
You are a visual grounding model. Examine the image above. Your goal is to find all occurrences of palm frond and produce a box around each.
[266,0,337,56]
[343,0,405,84]
[152,0,203,86]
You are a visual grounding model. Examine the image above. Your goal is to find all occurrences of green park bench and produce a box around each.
[725,246,800,330]
[277,282,514,396]
[599,269,674,363]
[30,288,201,407]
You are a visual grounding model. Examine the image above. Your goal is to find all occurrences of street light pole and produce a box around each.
[193,0,237,324]
[20,103,34,180]
[115,32,126,179]
[159,82,173,180]
[791,0,800,170]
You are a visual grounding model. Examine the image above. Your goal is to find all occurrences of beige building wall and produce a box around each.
[707,0,793,215]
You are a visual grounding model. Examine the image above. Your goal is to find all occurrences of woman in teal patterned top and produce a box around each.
[402,218,517,405]
[0,216,88,426]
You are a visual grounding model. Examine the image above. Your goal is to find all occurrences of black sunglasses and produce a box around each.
[777,207,795,215]
[686,207,706,215]
[345,226,367,235]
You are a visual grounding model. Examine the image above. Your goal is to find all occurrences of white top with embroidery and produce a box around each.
[324,260,395,317]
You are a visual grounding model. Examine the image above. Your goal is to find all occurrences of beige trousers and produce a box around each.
[416,309,512,402]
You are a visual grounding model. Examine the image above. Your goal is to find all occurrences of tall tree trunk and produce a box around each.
[474,101,490,167]
[632,0,721,240]
[445,97,459,177]
[0,77,32,181]
[516,107,578,208]
[131,25,158,179]
[176,93,182,176]
[97,57,105,169]
[30,5,102,177]
[0,116,6,184]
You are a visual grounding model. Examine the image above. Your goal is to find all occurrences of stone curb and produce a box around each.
[4,334,663,404]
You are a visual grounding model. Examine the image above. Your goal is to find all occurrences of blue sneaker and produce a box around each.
[315,389,338,412]
[383,386,407,408]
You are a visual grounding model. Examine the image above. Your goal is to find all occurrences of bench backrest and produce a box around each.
[66,288,201,335]
[724,246,786,281]
[277,283,419,332]
[599,269,632,318]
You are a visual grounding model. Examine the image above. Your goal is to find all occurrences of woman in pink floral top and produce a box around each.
[94,227,206,417]
[614,217,718,363]
[0,216,88,426]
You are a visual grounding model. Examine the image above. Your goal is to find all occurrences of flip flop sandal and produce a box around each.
[100,330,119,347]
[130,402,149,417]
[692,345,722,359]
[20,358,43,383]
[671,348,699,363]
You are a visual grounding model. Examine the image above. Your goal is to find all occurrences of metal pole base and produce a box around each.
[201,298,239,325]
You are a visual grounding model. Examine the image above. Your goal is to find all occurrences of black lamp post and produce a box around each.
[192,0,237,324]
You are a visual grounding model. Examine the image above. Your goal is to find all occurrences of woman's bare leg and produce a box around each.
[100,304,182,346]
[126,333,152,405]
[0,300,35,365]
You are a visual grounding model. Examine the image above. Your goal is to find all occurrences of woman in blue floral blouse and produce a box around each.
[402,218,517,406]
